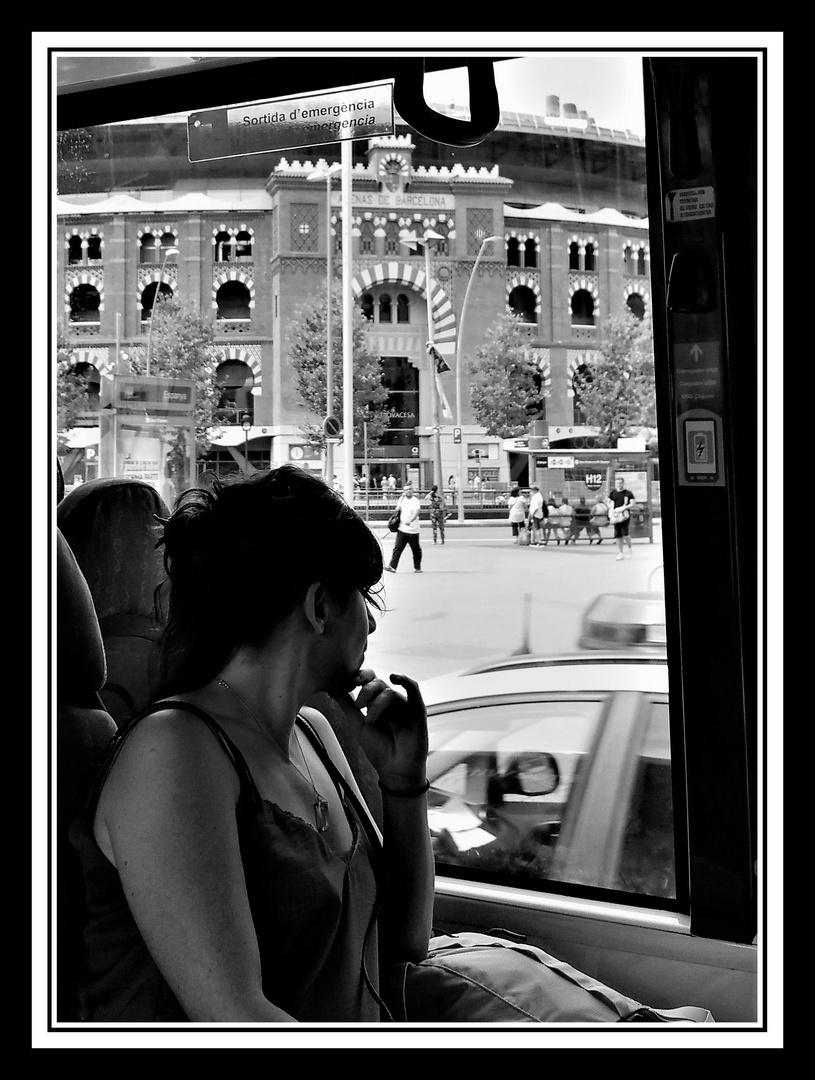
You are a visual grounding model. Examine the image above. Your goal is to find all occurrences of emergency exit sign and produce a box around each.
[188,80,394,162]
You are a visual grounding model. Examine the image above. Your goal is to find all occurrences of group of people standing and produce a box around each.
[507,477,636,558]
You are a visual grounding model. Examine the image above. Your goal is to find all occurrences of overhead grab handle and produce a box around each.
[393,59,500,147]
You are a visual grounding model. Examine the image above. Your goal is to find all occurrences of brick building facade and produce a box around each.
[57,103,650,490]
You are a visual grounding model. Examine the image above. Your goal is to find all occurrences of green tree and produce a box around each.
[132,295,221,451]
[467,313,544,437]
[287,294,390,451]
[56,328,94,451]
[573,311,656,444]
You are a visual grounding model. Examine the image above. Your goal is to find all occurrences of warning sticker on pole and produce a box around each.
[188,80,394,162]
[665,186,716,222]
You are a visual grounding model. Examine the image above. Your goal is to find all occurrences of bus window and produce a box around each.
[39,37,778,1043]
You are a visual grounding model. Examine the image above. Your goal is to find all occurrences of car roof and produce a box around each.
[420,652,669,708]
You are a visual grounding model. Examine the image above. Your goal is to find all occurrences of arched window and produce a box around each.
[69,283,101,323]
[140,234,159,263]
[506,237,521,267]
[379,293,393,323]
[359,219,375,255]
[571,289,595,326]
[433,221,450,256]
[73,361,101,411]
[397,293,410,323]
[627,293,646,320]
[68,236,83,264]
[584,243,595,271]
[214,231,234,261]
[637,247,647,275]
[569,242,581,270]
[140,281,173,322]
[572,363,593,425]
[508,285,536,323]
[235,230,253,257]
[524,238,537,268]
[216,281,251,321]
[215,359,254,422]
[361,292,374,321]
[623,245,633,272]
[160,233,177,258]
[384,220,401,255]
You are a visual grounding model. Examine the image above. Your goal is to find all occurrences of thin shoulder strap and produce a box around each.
[86,700,263,816]
[296,715,384,860]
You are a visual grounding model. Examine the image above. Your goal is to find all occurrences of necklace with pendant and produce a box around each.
[216,678,329,832]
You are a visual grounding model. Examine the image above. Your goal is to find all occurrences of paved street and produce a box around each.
[363,521,665,683]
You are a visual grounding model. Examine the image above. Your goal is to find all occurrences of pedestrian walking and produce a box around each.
[608,476,636,559]
[528,485,546,546]
[426,484,447,545]
[569,497,592,543]
[385,482,423,573]
[507,485,527,543]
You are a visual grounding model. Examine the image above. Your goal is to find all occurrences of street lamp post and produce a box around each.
[308,163,342,485]
[145,246,179,376]
[454,235,501,522]
[401,229,445,490]
[241,412,252,473]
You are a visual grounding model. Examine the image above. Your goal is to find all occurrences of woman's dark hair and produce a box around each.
[154,466,383,694]
[510,485,520,497]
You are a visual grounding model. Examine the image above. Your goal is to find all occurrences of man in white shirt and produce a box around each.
[528,485,545,546]
[385,482,423,573]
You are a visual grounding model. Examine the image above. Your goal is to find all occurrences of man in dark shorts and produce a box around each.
[607,476,635,560]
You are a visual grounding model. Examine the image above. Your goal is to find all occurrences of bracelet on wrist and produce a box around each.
[378,778,430,798]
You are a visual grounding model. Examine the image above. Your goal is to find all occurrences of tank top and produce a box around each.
[69,701,385,1023]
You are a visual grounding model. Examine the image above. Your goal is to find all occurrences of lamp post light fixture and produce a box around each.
[241,411,252,472]
[307,163,342,485]
[454,234,501,522]
[400,228,445,490]
[145,246,179,376]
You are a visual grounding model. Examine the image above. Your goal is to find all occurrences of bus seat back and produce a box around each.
[56,529,118,1021]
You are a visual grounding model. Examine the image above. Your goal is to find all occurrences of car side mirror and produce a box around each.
[500,752,560,797]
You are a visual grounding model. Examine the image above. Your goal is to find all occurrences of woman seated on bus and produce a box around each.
[69,465,434,1023]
